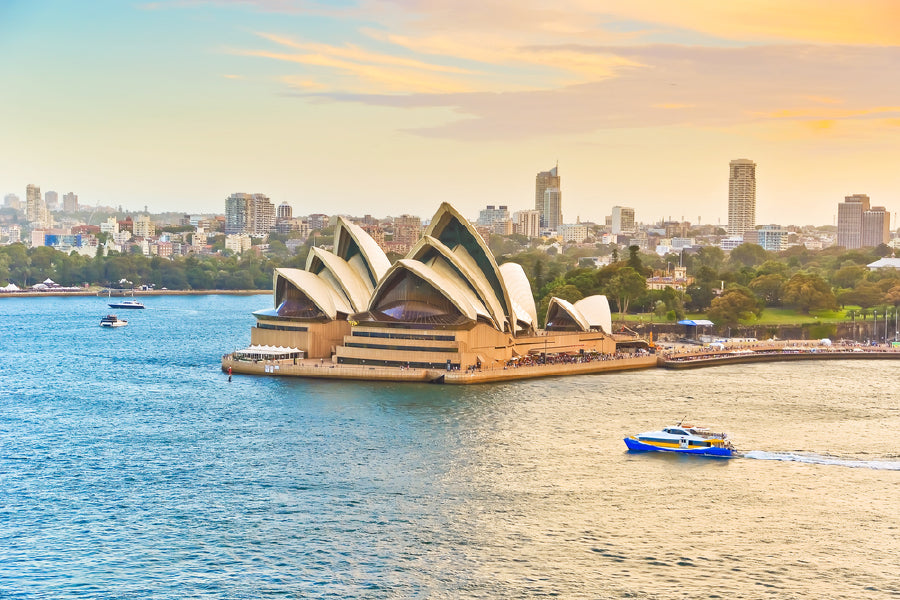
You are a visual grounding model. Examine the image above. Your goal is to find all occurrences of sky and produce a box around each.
[2,0,899,227]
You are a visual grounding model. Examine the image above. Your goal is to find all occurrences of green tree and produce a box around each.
[728,243,768,268]
[694,246,725,273]
[707,287,762,327]
[748,273,786,306]
[782,272,837,313]
[831,265,866,289]
[627,245,651,276]
[604,266,646,316]
[842,282,885,309]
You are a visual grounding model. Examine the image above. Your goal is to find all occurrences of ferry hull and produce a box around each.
[624,437,732,457]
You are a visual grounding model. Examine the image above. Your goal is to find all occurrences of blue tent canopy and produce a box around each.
[677,319,714,326]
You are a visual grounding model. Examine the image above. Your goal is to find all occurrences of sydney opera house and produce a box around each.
[241,203,616,371]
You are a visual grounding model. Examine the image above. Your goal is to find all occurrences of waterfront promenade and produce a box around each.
[223,339,900,384]
[222,353,659,384]
[658,339,900,369]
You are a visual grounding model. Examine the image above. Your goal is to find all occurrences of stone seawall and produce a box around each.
[222,354,659,384]
[659,350,900,369]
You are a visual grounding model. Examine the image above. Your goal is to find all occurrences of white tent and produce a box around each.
[1,282,20,292]
[233,345,305,361]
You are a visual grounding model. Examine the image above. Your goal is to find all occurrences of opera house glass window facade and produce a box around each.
[372,271,466,326]
[275,278,327,319]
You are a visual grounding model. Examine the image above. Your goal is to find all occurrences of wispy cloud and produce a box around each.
[304,45,900,140]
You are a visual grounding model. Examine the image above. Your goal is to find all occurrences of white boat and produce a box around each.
[108,298,145,309]
[99,314,128,327]
[624,421,734,457]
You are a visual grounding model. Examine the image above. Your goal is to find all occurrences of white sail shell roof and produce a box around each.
[334,216,390,290]
[546,297,591,332]
[369,259,485,322]
[574,295,613,334]
[499,262,537,330]
[422,203,514,333]
[274,268,352,320]
[306,247,372,313]
[409,235,502,329]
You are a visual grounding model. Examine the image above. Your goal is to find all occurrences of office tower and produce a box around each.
[862,206,889,248]
[277,202,292,220]
[63,192,78,212]
[225,193,250,234]
[543,188,562,231]
[611,206,635,235]
[44,191,59,211]
[535,165,560,227]
[225,193,275,236]
[26,184,42,224]
[836,194,872,249]
[248,194,275,237]
[727,159,756,236]
[513,210,541,238]
[477,205,509,227]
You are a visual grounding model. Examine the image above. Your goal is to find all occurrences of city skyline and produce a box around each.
[2,1,898,226]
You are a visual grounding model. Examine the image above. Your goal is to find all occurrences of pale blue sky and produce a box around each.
[3,0,899,226]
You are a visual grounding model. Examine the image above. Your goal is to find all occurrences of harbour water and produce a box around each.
[1,295,898,599]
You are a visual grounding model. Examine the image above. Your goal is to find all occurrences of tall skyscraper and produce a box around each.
[543,188,562,231]
[26,184,42,224]
[63,192,79,212]
[727,159,756,236]
[837,194,869,249]
[862,206,890,248]
[610,206,635,235]
[44,190,59,212]
[535,165,560,228]
[225,193,275,236]
[277,202,292,220]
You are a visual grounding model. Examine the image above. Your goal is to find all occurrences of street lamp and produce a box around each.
[874,310,878,344]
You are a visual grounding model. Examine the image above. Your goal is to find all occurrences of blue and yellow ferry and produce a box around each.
[624,423,734,457]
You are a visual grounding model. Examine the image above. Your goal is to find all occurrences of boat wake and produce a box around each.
[741,450,900,471]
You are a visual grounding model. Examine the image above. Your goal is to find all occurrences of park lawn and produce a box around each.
[621,308,853,326]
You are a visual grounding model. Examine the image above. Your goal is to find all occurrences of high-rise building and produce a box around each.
[727,159,756,236]
[249,194,275,237]
[225,193,275,236]
[535,165,560,227]
[543,187,562,231]
[4,193,21,210]
[44,191,59,212]
[836,194,888,249]
[225,194,250,234]
[62,192,78,212]
[611,206,635,235]
[862,206,889,248]
[477,205,509,227]
[837,194,869,249]
[26,184,42,224]
[513,210,541,239]
[277,202,292,220]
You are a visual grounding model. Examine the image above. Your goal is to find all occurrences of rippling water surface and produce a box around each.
[1,295,898,599]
